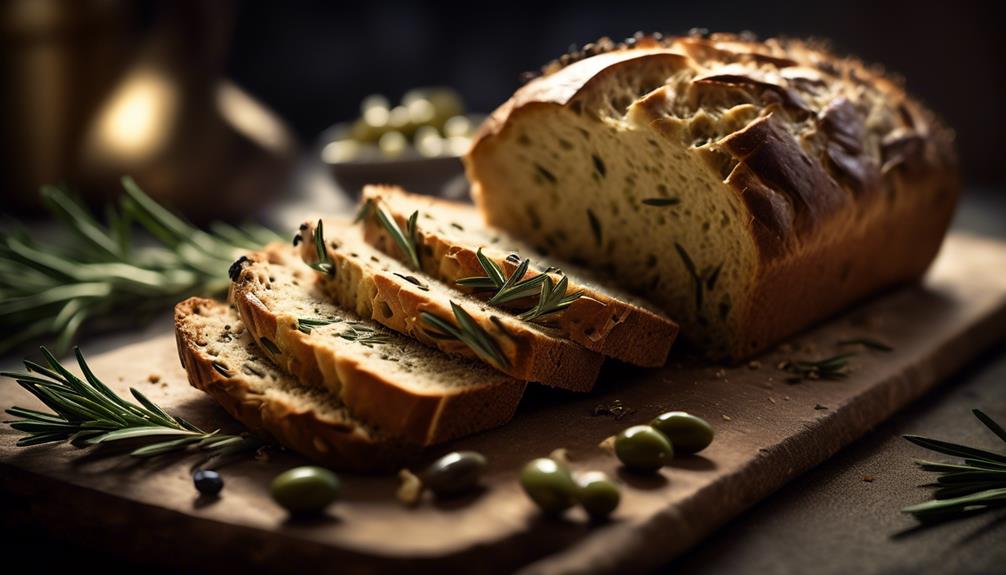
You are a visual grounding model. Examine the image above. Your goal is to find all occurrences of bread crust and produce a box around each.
[359,185,679,366]
[466,32,960,359]
[228,246,526,445]
[297,221,604,390]
[174,298,418,472]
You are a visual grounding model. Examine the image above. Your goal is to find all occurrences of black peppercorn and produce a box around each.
[193,469,224,496]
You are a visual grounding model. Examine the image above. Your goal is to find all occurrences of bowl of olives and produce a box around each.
[319,88,484,199]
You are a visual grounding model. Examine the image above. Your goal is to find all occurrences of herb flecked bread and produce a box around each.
[297,220,604,391]
[228,245,526,445]
[465,32,959,359]
[358,185,679,367]
[174,297,418,471]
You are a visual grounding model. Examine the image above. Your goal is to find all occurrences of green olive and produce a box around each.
[520,457,577,515]
[270,466,341,514]
[422,451,487,497]
[614,425,673,472]
[650,411,715,454]
[575,471,621,518]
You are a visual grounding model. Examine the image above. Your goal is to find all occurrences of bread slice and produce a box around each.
[465,33,958,360]
[174,297,417,471]
[357,185,679,367]
[296,220,604,391]
[228,245,525,445]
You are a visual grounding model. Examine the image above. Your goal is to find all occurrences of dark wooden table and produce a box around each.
[2,164,1004,574]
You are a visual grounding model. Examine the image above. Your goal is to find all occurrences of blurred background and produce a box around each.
[2,0,1003,220]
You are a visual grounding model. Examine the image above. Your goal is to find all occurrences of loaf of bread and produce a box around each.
[465,32,959,359]
[358,185,679,366]
[297,219,604,390]
[229,244,525,445]
[174,297,418,471]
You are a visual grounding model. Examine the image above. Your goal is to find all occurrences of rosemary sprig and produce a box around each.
[902,409,1006,521]
[457,248,547,304]
[0,177,280,355]
[779,352,857,383]
[307,219,335,276]
[517,275,583,322]
[2,347,259,457]
[839,337,894,352]
[420,301,509,370]
[456,248,582,323]
[358,200,420,270]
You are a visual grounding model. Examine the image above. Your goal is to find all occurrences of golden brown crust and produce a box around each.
[228,247,526,445]
[174,298,418,472]
[359,185,679,367]
[466,32,960,359]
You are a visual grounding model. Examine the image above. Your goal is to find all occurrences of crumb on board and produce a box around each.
[714,368,727,378]
[863,474,875,483]
[783,395,791,401]
[814,404,828,410]
[721,414,732,421]
[748,361,762,370]
[768,396,777,404]
[148,373,160,384]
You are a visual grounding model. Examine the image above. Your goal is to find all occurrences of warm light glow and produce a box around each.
[88,69,176,161]
[216,80,292,153]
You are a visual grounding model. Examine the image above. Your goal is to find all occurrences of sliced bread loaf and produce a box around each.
[228,245,525,445]
[465,33,958,360]
[297,220,604,391]
[357,185,679,367]
[174,297,417,471]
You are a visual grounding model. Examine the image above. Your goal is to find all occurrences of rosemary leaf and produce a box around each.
[419,303,509,370]
[4,347,256,459]
[974,409,1006,444]
[0,178,280,355]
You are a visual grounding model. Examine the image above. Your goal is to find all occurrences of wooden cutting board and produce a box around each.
[3,232,1006,575]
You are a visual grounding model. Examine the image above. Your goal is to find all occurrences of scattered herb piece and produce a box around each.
[641,198,681,206]
[259,337,281,355]
[534,163,557,184]
[902,409,1006,521]
[2,347,259,457]
[393,272,430,291]
[839,337,893,352]
[780,352,857,383]
[337,324,391,347]
[296,317,338,335]
[307,220,335,276]
[591,154,607,178]
[419,302,509,370]
[586,209,602,246]
[592,400,634,420]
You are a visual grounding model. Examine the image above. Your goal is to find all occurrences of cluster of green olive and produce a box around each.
[520,457,621,519]
[322,87,480,163]
[614,412,714,472]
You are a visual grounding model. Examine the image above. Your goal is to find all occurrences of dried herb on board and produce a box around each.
[779,352,857,383]
[901,409,1006,522]
[593,400,635,420]
[3,347,261,457]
